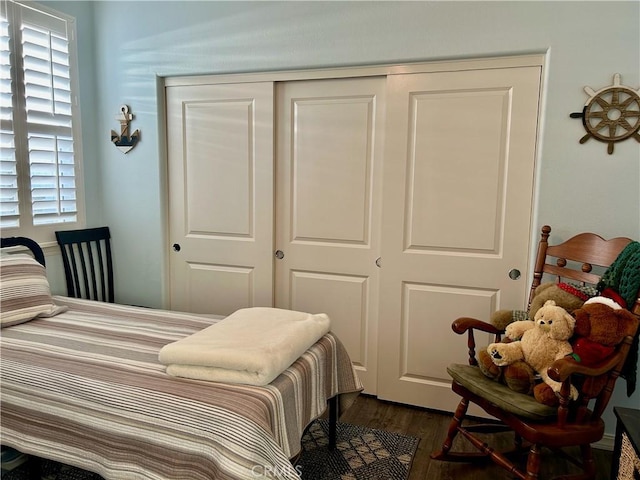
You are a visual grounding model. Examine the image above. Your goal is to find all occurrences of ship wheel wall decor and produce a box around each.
[570,73,640,154]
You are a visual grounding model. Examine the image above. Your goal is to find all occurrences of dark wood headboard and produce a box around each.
[1,237,46,267]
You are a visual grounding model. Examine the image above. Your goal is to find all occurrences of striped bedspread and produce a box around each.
[0,297,362,480]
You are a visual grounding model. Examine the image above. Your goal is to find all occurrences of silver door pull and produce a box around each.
[508,268,521,280]
[275,250,285,260]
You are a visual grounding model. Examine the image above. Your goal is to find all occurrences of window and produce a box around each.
[1,0,84,243]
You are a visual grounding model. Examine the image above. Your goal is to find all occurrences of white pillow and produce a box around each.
[0,254,66,327]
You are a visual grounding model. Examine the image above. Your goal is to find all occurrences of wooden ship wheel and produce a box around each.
[570,73,640,154]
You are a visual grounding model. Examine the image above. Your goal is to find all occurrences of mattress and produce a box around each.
[0,296,362,480]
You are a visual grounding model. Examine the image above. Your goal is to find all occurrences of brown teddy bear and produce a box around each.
[533,296,639,406]
[477,282,589,395]
[487,300,579,401]
[490,282,591,331]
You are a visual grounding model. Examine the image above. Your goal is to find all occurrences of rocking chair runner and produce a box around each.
[431,225,640,480]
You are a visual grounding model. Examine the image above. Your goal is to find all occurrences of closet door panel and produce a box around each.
[292,99,371,243]
[184,101,253,236]
[289,271,369,370]
[408,89,508,251]
[275,77,386,393]
[186,264,253,315]
[378,66,542,412]
[167,82,274,316]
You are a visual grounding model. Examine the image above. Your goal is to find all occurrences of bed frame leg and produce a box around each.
[329,395,338,450]
[27,456,41,478]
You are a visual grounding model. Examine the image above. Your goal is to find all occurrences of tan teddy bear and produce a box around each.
[477,282,589,395]
[487,300,578,400]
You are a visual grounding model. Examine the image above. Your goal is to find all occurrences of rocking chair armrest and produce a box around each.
[452,318,505,366]
[547,352,624,382]
[452,317,503,336]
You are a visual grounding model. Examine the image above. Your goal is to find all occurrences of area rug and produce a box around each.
[297,419,419,479]
[2,420,419,480]
[2,458,104,480]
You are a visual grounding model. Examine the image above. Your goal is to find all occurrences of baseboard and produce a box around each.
[593,433,614,451]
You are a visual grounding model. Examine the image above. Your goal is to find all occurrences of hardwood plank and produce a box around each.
[339,395,613,480]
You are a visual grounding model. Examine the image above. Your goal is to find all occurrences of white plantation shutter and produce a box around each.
[0,13,19,227]
[0,1,83,240]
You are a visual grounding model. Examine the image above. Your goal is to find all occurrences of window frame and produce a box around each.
[1,0,85,245]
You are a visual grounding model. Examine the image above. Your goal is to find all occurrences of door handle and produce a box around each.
[275,250,284,260]
[508,268,521,280]
[172,243,181,252]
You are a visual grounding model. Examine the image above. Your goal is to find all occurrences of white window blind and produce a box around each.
[0,13,18,227]
[0,1,83,240]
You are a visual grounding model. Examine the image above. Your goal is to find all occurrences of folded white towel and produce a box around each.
[158,307,331,386]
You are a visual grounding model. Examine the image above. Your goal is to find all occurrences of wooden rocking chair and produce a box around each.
[431,225,640,479]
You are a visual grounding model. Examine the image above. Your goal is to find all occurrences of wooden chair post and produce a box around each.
[529,225,550,306]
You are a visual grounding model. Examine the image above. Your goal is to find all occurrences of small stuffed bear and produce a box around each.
[477,282,589,394]
[533,296,639,406]
[572,297,638,364]
[487,300,579,401]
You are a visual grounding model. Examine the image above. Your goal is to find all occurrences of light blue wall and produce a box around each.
[44,0,640,435]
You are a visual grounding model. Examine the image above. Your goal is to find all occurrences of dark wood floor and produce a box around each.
[338,394,613,480]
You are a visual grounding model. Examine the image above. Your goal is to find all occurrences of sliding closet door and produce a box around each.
[166,82,274,315]
[275,77,386,393]
[377,66,542,411]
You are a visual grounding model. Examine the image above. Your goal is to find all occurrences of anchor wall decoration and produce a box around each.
[111,105,140,154]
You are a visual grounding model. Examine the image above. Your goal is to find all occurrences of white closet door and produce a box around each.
[166,82,274,316]
[275,77,386,393]
[377,66,542,411]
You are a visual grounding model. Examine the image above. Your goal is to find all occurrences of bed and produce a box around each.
[0,237,362,480]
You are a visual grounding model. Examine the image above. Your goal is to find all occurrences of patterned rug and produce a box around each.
[2,459,103,480]
[2,420,419,480]
[297,419,419,480]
